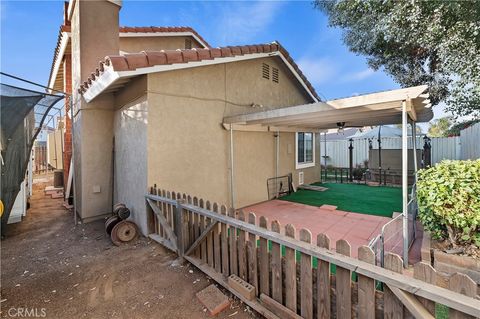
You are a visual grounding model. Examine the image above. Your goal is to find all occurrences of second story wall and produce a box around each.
[120,36,203,53]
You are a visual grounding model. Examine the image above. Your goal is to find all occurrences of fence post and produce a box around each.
[175,199,185,259]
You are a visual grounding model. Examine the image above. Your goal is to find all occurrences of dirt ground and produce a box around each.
[1,177,255,319]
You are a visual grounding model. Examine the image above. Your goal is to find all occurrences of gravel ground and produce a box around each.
[1,177,255,319]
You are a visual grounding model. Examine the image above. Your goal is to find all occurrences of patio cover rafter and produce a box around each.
[223,85,432,130]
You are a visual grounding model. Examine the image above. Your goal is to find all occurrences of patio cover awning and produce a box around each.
[223,85,431,130]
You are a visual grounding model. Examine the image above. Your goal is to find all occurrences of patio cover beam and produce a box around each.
[223,85,432,130]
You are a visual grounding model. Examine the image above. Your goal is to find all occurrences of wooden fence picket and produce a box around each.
[384,253,404,319]
[358,246,376,319]
[206,202,215,268]
[220,205,229,275]
[448,273,477,319]
[247,212,258,295]
[317,233,331,319]
[237,210,247,280]
[228,208,238,275]
[212,203,221,273]
[193,197,199,258]
[284,224,297,313]
[199,199,207,263]
[300,229,313,319]
[259,216,269,296]
[336,239,352,319]
[413,262,436,316]
[271,220,282,304]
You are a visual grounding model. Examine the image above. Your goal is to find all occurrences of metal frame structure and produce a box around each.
[223,85,432,267]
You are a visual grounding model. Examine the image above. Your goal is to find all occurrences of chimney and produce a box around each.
[70,0,121,94]
[69,0,121,222]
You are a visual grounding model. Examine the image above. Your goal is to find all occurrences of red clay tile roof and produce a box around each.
[119,26,210,47]
[48,25,209,89]
[78,42,320,101]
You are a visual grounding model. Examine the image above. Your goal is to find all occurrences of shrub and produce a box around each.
[417,160,480,248]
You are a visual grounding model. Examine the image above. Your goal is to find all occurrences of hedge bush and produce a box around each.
[417,160,480,248]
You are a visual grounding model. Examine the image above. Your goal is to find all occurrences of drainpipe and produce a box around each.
[402,100,408,267]
[229,125,235,209]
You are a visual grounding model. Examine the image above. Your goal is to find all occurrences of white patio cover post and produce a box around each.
[412,122,418,178]
[230,125,236,208]
[402,100,409,266]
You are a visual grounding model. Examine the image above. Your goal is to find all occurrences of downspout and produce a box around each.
[229,125,235,209]
[402,100,408,267]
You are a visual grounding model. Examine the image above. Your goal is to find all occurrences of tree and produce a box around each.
[315,0,480,118]
[428,117,453,137]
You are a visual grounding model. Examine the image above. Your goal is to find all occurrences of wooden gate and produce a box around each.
[145,187,480,319]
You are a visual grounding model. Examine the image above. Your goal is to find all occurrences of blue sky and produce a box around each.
[1,0,445,121]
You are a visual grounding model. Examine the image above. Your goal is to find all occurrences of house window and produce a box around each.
[296,132,315,169]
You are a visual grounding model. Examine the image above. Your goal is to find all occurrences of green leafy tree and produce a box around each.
[428,116,453,137]
[315,0,480,118]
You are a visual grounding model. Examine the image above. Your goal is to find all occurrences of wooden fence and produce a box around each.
[145,187,480,319]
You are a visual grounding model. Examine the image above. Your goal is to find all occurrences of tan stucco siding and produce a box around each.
[119,36,203,53]
[113,95,148,234]
[146,56,318,208]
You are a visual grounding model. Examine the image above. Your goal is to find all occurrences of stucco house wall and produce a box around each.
[146,56,320,209]
[119,36,203,53]
[113,94,148,234]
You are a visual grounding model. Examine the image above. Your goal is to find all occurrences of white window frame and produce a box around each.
[295,132,315,169]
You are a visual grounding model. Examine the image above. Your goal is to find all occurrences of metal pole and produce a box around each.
[402,101,409,267]
[275,131,279,198]
[229,125,235,208]
[378,126,382,185]
[323,132,327,182]
[412,122,418,180]
[70,97,77,226]
[348,138,354,182]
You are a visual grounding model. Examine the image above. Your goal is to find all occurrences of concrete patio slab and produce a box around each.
[243,200,392,257]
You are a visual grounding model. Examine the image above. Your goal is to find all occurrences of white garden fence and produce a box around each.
[320,123,479,168]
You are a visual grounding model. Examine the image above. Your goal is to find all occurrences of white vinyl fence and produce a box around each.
[320,123,479,168]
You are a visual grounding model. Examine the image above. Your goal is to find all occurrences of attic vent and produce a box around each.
[185,38,192,49]
[262,63,270,79]
[272,67,279,83]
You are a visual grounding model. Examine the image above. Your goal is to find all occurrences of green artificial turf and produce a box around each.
[280,182,402,218]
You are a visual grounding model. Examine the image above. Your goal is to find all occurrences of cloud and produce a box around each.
[341,68,375,82]
[296,57,337,87]
[212,1,285,45]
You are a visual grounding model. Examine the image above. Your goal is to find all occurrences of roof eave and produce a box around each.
[82,51,319,103]
[48,31,70,94]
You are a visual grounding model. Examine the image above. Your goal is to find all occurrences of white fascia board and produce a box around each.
[277,53,319,103]
[119,32,209,48]
[83,68,120,102]
[48,31,71,93]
